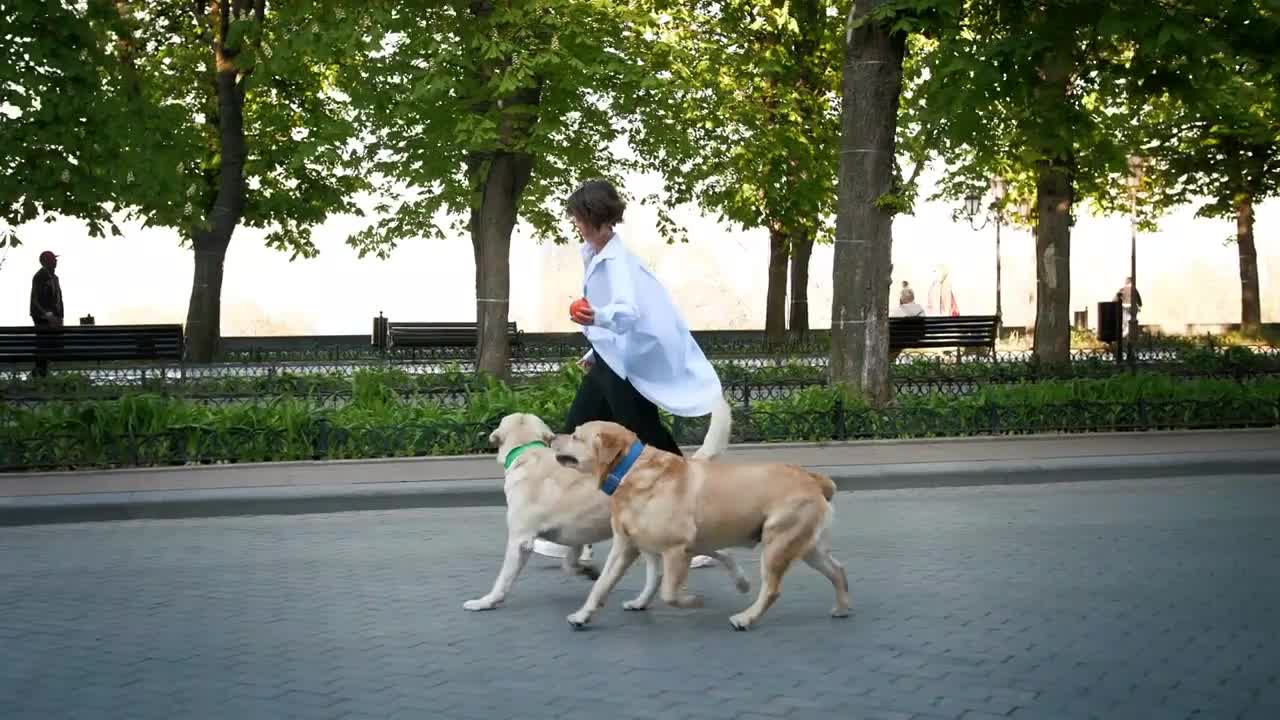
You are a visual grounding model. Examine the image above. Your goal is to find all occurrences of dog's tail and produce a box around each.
[811,471,837,502]
[692,395,732,461]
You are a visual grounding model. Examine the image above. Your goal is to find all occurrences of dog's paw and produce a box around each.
[463,598,499,611]
[668,593,703,609]
[728,612,754,631]
[622,599,648,611]
[566,610,592,629]
[831,605,851,618]
[734,576,750,594]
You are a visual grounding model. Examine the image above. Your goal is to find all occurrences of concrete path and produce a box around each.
[2,429,1278,526]
[2,472,1278,719]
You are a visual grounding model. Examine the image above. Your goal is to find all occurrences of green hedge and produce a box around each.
[3,370,1278,471]
[741,376,1280,441]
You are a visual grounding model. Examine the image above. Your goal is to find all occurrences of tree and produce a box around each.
[895,1,1197,364]
[1135,1,1280,334]
[344,0,659,377]
[831,0,912,404]
[627,0,843,345]
[0,1,138,246]
[2,1,370,362]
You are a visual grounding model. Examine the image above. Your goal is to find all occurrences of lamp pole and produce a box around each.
[965,177,1007,331]
[1126,156,1144,368]
[992,178,1006,328]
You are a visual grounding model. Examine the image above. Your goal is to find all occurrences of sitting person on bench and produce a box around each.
[890,286,925,318]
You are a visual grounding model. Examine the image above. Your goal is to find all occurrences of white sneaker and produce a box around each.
[690,555,717,568]
[533,539,571,558]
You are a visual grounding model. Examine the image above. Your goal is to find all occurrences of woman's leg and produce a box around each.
[561,362,613,434]
[537,363,616,559]
[592,359,682,456]
[591,358,714,568]
[621,390,683,456]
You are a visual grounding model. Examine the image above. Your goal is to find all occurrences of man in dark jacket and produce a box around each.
[30,251,64,377]
[1117,276,1142,338]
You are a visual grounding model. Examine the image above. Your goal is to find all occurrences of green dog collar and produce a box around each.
[503,441,547,470]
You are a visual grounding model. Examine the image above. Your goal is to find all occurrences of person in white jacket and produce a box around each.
[535,179,722,568]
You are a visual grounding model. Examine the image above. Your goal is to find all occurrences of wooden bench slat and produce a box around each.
[386,320,522,349]
[0,324,185,364]
[888,315,998,352]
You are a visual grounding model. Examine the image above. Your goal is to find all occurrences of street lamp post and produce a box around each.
[964,178,1007,329]
[1125,156,1145,368]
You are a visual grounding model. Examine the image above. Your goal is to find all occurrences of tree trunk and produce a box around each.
[789,228,815,340]
[1032,159,1072,365]
[469,152,532,379]
[1236,192,1261,334]
[787,0,819,344]
[765,228,790,348]
[184,2,254,363]
[185,236,231,362]
[832,0,904,406]
[465,0,540,380]
[1030,27,1073,366]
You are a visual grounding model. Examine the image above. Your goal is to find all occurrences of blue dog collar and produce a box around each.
[602,440,645,496]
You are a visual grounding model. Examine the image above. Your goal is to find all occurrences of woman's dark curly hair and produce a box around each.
[565,180,626,229]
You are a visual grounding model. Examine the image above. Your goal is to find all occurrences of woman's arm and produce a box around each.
[592,259,640,333]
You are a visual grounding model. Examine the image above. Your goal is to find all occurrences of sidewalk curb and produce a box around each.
[821,449,1280,491]
[2,449,1277,527]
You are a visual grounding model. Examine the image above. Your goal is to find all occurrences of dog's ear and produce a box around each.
[591,425,626,469]
[590,433,607,467]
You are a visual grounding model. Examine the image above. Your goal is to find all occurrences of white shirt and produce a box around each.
[890,302,925,318]
[579,233,722,417]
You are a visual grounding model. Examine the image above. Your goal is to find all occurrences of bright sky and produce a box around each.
[1,165,1275,336]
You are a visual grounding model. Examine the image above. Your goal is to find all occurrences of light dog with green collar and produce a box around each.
[464,408,745,612]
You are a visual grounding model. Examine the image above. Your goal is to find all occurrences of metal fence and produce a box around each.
[214,329,831,363]
[213,328,1280,364]
[4,350,1279,410]
[5,343,1278,391]
[4,397,1276,473]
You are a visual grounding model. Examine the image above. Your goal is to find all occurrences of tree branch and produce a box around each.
[109,1,144,100]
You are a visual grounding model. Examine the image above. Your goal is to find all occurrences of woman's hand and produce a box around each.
[569,298,595,326]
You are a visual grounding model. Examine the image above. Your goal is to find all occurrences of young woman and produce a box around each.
[535,179,723,568]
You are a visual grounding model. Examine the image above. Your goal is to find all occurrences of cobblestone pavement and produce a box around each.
[2,474,1278,720]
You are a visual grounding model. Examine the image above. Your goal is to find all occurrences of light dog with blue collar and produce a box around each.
[554,420,851,630]
[464,411,748,612]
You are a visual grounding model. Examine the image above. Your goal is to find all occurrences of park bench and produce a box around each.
[0,324,185,368]
[384,321,523,349]
[889,315,999,354]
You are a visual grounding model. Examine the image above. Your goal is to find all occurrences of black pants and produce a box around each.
[563,354,682,456]
[32,320,58,379]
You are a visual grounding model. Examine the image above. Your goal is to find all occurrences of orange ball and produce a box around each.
[570,297,590,316]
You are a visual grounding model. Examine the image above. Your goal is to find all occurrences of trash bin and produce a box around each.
[1097,301,1122,343]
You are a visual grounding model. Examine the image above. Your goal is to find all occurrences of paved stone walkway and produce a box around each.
[2,473,1278,720]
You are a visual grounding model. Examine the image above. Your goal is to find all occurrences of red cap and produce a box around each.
[39,251,57,263]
